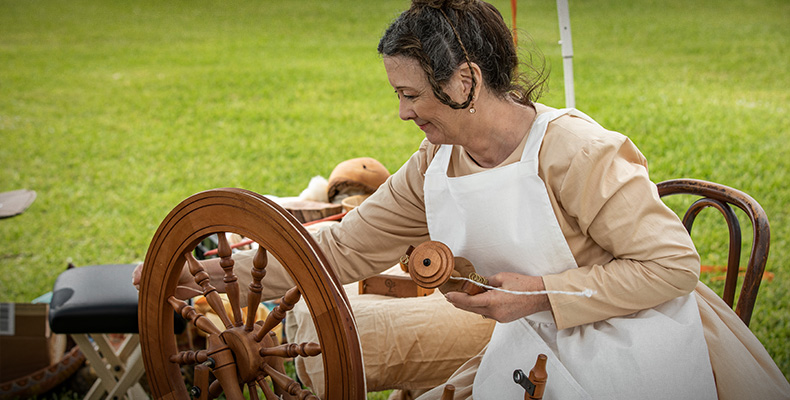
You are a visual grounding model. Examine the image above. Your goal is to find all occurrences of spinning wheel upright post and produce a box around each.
[138,188,365,399]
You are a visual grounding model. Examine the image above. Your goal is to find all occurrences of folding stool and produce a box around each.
[48,264,184,400]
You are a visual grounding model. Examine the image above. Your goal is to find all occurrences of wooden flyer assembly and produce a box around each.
[407,241,486,295]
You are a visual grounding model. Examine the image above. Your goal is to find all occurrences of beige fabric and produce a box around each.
[231,103,788,397]
[286,266,495,397]
[694,282,790,399]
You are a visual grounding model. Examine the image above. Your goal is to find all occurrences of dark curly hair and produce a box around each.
[378,0,546,110]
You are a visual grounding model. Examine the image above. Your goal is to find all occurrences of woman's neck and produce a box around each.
[462,99,537,168]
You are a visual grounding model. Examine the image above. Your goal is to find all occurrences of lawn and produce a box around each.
[1,0,788,391]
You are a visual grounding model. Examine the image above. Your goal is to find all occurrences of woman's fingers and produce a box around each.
[132,262,144,289]
[444,272,550,322]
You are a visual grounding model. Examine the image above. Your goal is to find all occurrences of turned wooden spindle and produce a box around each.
[257,376,279,399]
[254,286,301,342]
[260,342,322,358]
[245,246,269,332]
[262,363,319,400]
[217,232,243,327]
[514,353,548,400]
[168,296,221,336]
[169,349,209,365]
[408,241,486,295]
[186,252,234,329]
[247,382,260,400]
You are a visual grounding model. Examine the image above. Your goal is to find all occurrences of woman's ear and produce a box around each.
[457,62,481,99]
[447,62,481,104]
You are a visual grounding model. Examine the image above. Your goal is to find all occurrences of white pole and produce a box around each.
[556,0,575,108]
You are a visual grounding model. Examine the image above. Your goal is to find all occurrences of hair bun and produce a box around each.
[411,0,473,10]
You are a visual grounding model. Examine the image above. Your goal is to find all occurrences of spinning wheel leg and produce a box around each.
[138,188,365,399]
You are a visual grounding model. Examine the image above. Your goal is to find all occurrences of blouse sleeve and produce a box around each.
[311,144,432,286]
[233,142,433,300]
[541,123,701,330]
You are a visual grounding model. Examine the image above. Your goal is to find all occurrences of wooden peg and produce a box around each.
[441,384,455,400]
[514,353,548,399]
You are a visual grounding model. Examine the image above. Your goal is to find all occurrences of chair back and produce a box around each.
[656,179,770,326]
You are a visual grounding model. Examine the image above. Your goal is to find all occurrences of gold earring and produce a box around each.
[469,101,476,114]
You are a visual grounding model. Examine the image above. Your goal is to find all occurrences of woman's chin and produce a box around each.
[423,131,445,145]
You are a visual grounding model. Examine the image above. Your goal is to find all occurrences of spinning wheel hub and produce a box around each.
[217,326,272,383]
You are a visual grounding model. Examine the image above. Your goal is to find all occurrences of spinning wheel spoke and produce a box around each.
[170,349,209,365]
[260,341,321,358]
[263,364,318,400]
[255,287,301,342]
[217,233,244,327]
[169,296,222,336]
[248,382,260,400]
[246,246,269,332]
[208,380,223,399]
[257,376,279,400]
[186,252,235,329]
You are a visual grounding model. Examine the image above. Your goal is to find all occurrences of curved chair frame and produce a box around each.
[657,178,770,326]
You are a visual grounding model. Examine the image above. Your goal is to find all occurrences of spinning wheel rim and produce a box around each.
[139,188,365,399]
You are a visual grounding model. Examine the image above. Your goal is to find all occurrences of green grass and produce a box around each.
[1,0,788,390]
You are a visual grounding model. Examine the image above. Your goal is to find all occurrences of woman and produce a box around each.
[370,1,718,398]
[136,0,790,398]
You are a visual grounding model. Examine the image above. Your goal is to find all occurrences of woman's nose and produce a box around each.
[399,100,415,121]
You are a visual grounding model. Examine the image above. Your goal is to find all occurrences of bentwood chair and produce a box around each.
[656,178,770,327]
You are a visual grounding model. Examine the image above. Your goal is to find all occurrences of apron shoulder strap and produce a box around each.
[425,144,453,176]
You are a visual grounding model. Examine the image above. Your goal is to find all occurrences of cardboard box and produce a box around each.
[0,303,54,382]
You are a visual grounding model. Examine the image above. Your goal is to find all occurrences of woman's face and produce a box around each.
[383,55,467,145]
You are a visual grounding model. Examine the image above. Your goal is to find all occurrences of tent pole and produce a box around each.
[556,0,575,108]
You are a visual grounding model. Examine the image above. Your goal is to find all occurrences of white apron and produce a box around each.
[424,108,717,399]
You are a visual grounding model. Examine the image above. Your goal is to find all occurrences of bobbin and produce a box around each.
[408,241,486,295]
[408,241,455,289]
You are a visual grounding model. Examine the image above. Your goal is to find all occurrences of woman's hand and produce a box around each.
[131,260,205,299]
[444,272,552,323]
[132,262,144,289]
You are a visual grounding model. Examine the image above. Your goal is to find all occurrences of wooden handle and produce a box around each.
[514,354,548,400]
[529,354,548,399]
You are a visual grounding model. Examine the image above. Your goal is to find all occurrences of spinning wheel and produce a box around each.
[138,188,365,399]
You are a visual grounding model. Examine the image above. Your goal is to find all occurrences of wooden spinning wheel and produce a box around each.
[138,188,365,399]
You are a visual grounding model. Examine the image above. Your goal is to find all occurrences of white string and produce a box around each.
[449,276,596,298]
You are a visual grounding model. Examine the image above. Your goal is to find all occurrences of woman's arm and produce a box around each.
[541,123,700,330]
[227,144,434,300]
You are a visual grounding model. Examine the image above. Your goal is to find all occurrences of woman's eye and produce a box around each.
[395,91,416,100]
